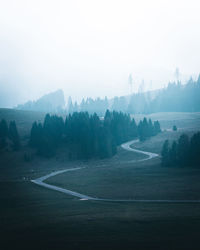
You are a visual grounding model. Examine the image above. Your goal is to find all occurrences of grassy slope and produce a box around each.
[133,112,200,129]
[131,130,197,154]
[0,108,46,136]
[1,111,200,249]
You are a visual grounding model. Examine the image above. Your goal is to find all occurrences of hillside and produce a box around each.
[16,89,65,113]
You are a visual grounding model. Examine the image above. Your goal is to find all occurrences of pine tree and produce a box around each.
[148,118,154,136]
[190,132,200,167]
[161,140,169,167]
[154,120,161,134]
[173,125,177,131]
[0,119,9,148]
[177,134,190,167]
[169,141,177,166]
[8,121,20,150]
[30,122,39,147]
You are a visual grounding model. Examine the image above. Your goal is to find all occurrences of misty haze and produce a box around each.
[1,1,200,250]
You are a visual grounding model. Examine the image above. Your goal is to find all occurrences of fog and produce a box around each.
[1,0,200,107]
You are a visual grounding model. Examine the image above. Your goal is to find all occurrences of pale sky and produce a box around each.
[0,0,200,106]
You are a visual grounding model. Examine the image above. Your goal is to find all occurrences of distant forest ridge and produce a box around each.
[16,89,65,113]
[16,77,200,114]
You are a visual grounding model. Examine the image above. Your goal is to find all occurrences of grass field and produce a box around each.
[45,158,200,200]
[131,129,198,154]
[133,112,200,130]
[1,110,200,249]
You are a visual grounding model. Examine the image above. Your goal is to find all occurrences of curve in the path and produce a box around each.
[31,140,200,203]
[121,139,159,162]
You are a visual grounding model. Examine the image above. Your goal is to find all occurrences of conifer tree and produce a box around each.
[30,122,39,147]
[0,119,9,148]
[189,132,200,167]
[8,121,20,150]
[177,134,189,167]
[161,140,169,167]
[169,141,177,166]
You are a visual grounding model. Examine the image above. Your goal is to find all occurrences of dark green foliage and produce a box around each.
[161,132,200,168]
[37,135,55,157]
[30,111,161,159]
[30,122,39,147]
[8,121,20,150]
[169,141,177,167]
[0,119,9,148]
[138,118,161,141]
[23,152,32,162]
[0,119,9,137]
[154,120,161,134]
[0,119,20,150]
[190,132,200,166]
[161,140,169,167]
[177,134,190,167]
[30,115,64,157]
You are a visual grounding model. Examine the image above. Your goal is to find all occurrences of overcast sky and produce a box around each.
[1,0,200,107]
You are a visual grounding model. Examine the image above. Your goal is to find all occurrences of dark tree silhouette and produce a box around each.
[173,125,177,131]
[30,111,161,159]
[189,132,200,167]
[0,119,9,148]
[161,132,200,168]
[8,121,20,150]
[161,140,169,167]
[177,134,190,167]
[169,141,177,166]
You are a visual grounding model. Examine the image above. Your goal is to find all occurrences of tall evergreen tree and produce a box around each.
[8,121,20,150]
[161,140,169,167]
[0,119,9,148]
[30,122,39,147]
[190,131,200,167]
[177,134,190,167]
[154,120,161,134]
[169,141,177,166]
[161,132,200,168]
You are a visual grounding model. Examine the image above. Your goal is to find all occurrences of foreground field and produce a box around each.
[45,158,200,200]
[1,111,200,249]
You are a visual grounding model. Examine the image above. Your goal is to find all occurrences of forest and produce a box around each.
[0,119,20,151]
[161,132,200,168]
[29,110,161,159]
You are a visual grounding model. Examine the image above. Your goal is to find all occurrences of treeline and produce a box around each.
[138,118,161,141]
[150,77,200,112]
[67,77,200,115]
[0,119,20,151]
[68,97,109,116]
[161,132,200,167]
[30,111,161,159]
[16,76,200,115]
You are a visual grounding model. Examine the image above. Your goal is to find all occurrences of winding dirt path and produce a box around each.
[31,140,200,203]
[121,139,159,161]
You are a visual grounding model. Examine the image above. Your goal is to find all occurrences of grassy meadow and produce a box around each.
[0,109,200,249]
